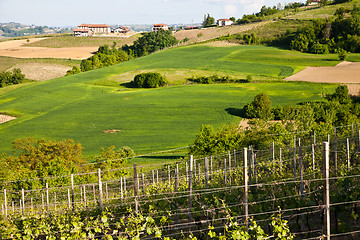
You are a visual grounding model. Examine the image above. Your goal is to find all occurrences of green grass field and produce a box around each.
[0,45,343,161]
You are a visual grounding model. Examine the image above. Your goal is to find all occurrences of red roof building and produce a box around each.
[76,24,111,34]
[152,24,169,32]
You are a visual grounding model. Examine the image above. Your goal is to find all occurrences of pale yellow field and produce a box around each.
[0,38,97,60]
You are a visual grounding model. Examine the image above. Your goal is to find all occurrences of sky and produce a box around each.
[0,0,305,27]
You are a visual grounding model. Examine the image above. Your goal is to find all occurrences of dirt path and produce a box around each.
[0,38,97,60]
[285,61,360,95]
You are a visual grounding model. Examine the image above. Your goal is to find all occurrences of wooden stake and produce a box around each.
[299,146,304,198]
[224,158,227,185]
[205,157,209,189]
[323,142,330,240]
[67,189,71,209]
[198,162,201,186]
[21,189,25,216]
[334,127,338,175]
[347,138,350,171]
[54,192,57,211]
[133,164,138,213]
[312,144,315,171]
[142,173,145,195]
[188,155,193,223]
[83,185,87,207]
[175,164,179,192]
[120,177,123,199]
[243,148,249,228]
[3,189,7,220]
[71,174,75,211]
[98,169,103,212]
[279,148,282,173]
[229,153,232,185]
[46,183,49,214]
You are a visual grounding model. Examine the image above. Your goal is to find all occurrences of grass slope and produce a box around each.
[0,45,340,159]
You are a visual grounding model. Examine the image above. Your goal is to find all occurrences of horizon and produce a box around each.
[0,0,305,28]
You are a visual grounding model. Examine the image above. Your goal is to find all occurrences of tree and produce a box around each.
[245,93,274,120]
[80,59,93,72]
[330,85,351,105]
[133,72,167,88]
[230,17,236,22]
[202,14,215,27]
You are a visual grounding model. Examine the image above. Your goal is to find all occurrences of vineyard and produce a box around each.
[2,123,360,239]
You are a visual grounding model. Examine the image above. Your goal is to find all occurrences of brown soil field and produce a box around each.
[0,114,16,124]
[9,63,71,81]
[174,22,271,43]
[0,38,97,60]
[285,61,360,95]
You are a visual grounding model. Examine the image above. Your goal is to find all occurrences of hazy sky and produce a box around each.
[0,0,305,27]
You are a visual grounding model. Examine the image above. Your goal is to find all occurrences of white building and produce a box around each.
[217,19,233,27]
[152,24,169,32]
[73,28,92,37]
[76,24,111,34]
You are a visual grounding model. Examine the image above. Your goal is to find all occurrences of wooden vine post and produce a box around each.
[98,168,103,212]
[205,157,209,189]
[46,183,49,215]
[188,155,193,224]
[299,146,304,198]
[243,148,249,228]
[334,127,338,175]
[71,174,75,211]
[21,189,25,216]
[4,189,7,220]
[323,142,330,240]
[133,164,138,213]
[347,138,350,171]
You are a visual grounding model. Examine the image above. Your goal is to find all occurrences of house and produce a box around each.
[114,26,131,34]
[73,28,92,37]
[307,0,321,5]
[152,24,169,32]
[184,26,199,30]
[217,19,233,27]
[76,24,111,34]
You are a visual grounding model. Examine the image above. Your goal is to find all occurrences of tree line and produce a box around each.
[67,30,178,76]
[290,5,360,55]
[190,85,359,156]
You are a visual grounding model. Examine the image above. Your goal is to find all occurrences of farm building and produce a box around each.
[307,0,321,5]
[76,24,111,34]
[114,26,131,34]
[73,28,92,37]
[184,26,199,30]
[152,24,169,32]
[217,19,233,27]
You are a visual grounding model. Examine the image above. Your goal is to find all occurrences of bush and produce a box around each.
[65,66,81,76]
[310,43,329,54]
[338,48,348,60]
[133,72,167,88]
[0,68,25,87]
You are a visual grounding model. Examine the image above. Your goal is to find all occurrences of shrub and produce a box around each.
[338,48,348,60]
[133,72,167,88]
[310,43,329,54]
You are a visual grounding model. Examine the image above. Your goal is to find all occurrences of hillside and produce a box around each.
[0,44,342,159]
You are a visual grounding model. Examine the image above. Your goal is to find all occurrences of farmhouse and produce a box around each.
[152,24,169,32]
[307,0,321,5]
[73,28,92,37]
[74,24,111,35]
[217,19,233,27]
[114,26,131,34]
[184,26,199,30]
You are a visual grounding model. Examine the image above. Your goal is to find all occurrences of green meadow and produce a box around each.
[0,44,342,161]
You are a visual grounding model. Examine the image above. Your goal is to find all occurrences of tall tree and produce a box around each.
[202,14,215,27]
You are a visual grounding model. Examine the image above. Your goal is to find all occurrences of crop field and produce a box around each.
[26,34,141,48]
[0,45,342,160]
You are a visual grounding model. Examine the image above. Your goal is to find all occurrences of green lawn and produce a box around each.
[0,45,342,160]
